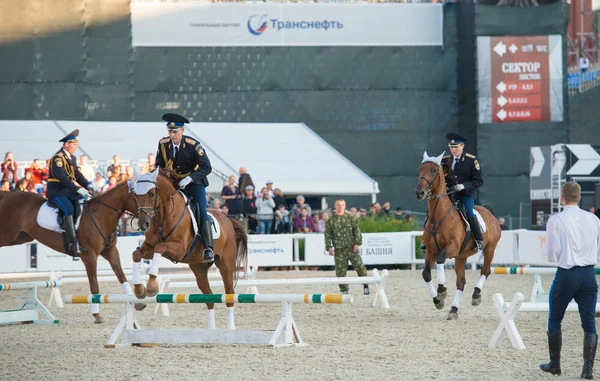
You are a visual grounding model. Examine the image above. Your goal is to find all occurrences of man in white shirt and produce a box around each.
[580,54,590,74]
[541,181,600,379]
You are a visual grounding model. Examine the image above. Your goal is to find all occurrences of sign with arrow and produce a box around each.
[477,35,564,124]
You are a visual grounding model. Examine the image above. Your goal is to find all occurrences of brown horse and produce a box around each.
[0,182,149,323]
[414,151,501,320]
[129,169,248,329]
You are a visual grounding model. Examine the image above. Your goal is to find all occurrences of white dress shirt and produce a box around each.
[544,205,600,269]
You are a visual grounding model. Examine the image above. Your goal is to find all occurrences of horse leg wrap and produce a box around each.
[149,253,162,277]
[475,275,486,290]
[426,281,437,298]
[436,263,445,285]
[121,282,133,295]
[132,262,142,285]
[91,304,99,314]
[207,308,216,329]
[452,290,463,309]
[227,307,235,330]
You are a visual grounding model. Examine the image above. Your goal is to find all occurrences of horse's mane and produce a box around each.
[159,168,180,188]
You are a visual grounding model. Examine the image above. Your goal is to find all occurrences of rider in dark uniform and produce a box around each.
[46,129,92,257]
[155,113,214,263]
[421,132,484,251]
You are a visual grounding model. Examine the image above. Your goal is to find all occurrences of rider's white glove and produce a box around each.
[454,184,465,191]
[178,176,193,189]
[77,187,92,200]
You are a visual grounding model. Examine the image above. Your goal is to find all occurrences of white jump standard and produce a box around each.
[0,280,62,325]
[63,293,353,348]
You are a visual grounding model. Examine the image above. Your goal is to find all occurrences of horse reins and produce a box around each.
[83,191,128,248]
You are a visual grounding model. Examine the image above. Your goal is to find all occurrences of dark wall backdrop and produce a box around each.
[0,1,597,218]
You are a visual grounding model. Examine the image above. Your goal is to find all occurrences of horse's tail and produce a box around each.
[230,217,248,282]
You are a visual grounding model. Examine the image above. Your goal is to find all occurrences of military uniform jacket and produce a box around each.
[46,149,90,199]
[155,135,212,186]
[324,213,363,250]
[443,152,483,198]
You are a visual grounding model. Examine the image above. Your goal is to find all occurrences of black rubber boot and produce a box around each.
[582,332,598,379]
[469,215,484,251]
[63,215,85,257]
[540,331,562,375]
[201,219,215,263]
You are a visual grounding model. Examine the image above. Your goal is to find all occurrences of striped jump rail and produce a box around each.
[64,293,353,305]
[0,280,62,292]
[0,280,62,325]
[491,267,600,275]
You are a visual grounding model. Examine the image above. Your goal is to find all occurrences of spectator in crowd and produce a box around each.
[212,198,222,210]
[369,202,382,217]
[498,217,508,230]
[350,207,358,218]
[256,186,276,234]
[294,206,315,233]
[394,207,404,220]
[221,175,241,215]
[359,208,368,218]
[312,213,320,228]
[580,53,590,74]
[1,152,18,190]
[405,214,414,223]
[382,202,392,216]
[90,172,107,194]
[273,187,286,209]
[123,165,135,181]
[241,185,258,233]
[588,207,595,214]
[317,210,329,233]
[275,204,291,234]
[104,175,118,192]
[266,180,274,197]
[1,179,9,191]
[220,204,230,216]
[140,153,156,174]
[22,171,36,192]
[78,155,95,182]
[540,182,600,378]
[238,166,253,192]
[107,154,122,178]
[325,198,369,295]
[14,178,29,192]
[293,195,312,216]
[26,159,48,194]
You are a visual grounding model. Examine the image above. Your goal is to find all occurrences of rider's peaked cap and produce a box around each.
[446,132,468,146]
[59,129,80,143]
[162,113,189,130]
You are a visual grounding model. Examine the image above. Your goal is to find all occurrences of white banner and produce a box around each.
[517,230,553,266]
[132,3,443,47]
[247,235,295,267]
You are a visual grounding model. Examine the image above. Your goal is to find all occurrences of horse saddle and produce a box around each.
[36,201,83,233]
[456,206,487,233]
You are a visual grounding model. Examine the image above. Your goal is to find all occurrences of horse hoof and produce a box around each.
[134,284,147,299]
[93,314,105,324]
[434,298,445,310]
[438,290,448,300]
[447,312,458,320]
[146,286,159,297]
[472,296,482,306]
[135,303,147,311]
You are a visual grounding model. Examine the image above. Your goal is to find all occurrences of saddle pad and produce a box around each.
[459,209,487,233]
[180,192,221,239]
[36,202,83,233]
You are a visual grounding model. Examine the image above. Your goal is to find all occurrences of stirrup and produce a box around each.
[475,240,483,251]
[202,247,214,263]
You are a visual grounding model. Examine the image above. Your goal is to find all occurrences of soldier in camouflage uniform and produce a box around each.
[325,199,370,295]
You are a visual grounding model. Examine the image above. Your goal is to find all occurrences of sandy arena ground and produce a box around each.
[1,269,598,381]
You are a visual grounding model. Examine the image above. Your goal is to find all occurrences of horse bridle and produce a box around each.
[132,179,161,221]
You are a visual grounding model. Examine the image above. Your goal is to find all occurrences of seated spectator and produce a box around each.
[79,155,95,181]
[124,165,136,181]
[394,207,404,220]
[1,152,18,190]
[317,210,329,233]
[91,172,107,194]
[103,175,118,192]
[294,206,315,233]
[1,179,10,191]
[221,175,241,215]
[140,153,156,174]
[221,204,230,216]
[212,198,222,210]
[26,159,48,193]
[256,187,276,234]
[14,178,29,192]
[240,185,258,233]
[22,171,36,192]
[107,154,122,178]
[275,204,291,234]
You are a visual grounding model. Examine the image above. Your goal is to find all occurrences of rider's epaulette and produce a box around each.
[160,137,170,144]
[185,137,197,146]
[465,153,476,159]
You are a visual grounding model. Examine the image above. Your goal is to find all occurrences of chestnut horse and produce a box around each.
[129,169,248,329]
[414,152,501,320]
[0,182,149,323]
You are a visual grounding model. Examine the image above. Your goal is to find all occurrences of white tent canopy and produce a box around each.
[0,121,379,197]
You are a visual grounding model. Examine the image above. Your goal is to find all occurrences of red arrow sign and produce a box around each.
[504,94,542,108]
[504,81,541,93]
[498,108,542,122]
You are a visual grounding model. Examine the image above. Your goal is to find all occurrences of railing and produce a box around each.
[568,63,600,96]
